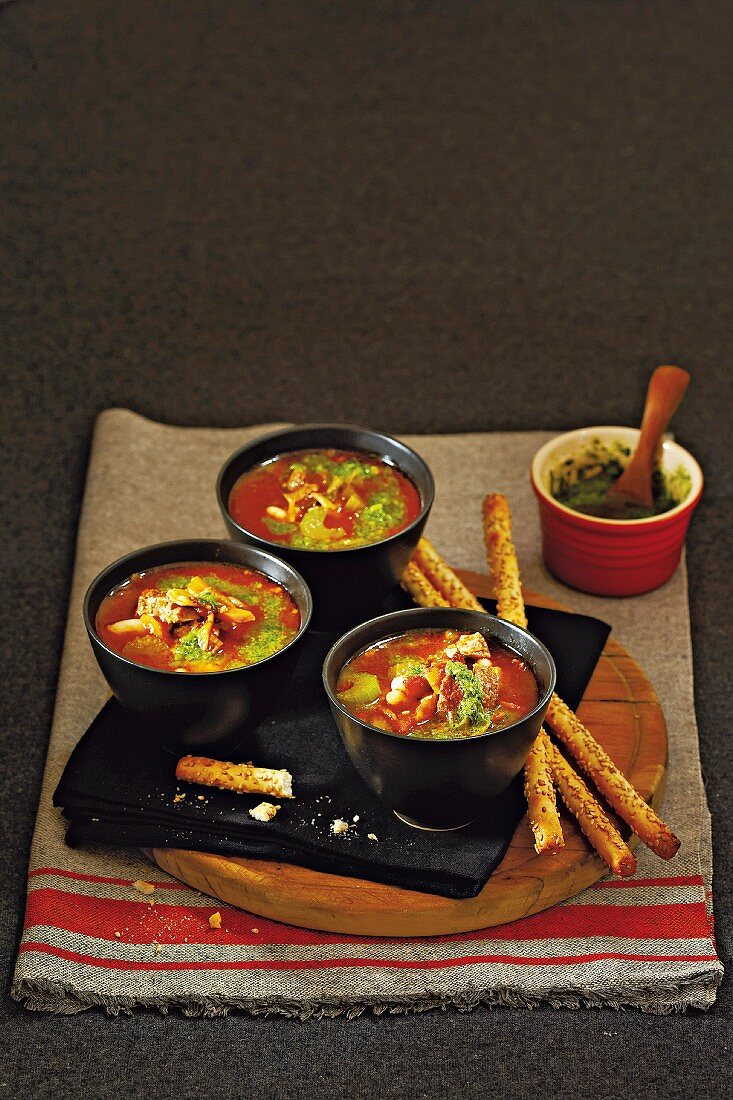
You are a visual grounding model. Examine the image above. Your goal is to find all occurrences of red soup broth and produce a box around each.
[336,628,539,740]
[96,562,300,673]
[228,448,422,550]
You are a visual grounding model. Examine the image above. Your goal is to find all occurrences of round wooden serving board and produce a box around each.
[149,571,668,936]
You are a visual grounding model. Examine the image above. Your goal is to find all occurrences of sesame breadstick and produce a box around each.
[413,538,484,612]
[400,560,451,608]
[545,695,680,859]
[482,491,680,863]
[481,494,528,629]
[408,530,564,856]
[545,740,637,877]
[523,730,565,855]
[176,756,293,799]
[483,491,558,853]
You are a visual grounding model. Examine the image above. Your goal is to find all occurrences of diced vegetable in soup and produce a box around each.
[228,448,421,550]
[96,562,300,673]
[336,629,539,739]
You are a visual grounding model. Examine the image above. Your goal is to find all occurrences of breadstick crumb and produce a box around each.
[132,880,156,895]
[248,801,281,822]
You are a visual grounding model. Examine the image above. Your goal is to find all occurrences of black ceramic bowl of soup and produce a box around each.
[323,608,556,830]
[84,539,313,748]
[217,424,435,631]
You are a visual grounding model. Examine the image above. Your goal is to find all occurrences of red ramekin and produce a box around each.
[530,426,703,597]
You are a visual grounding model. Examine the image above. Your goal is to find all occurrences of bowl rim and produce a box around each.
[216,422,435,555]
[530,425,704,528]
[83,538,313,678]
[322,606,557,746]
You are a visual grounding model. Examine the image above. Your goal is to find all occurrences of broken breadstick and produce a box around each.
[545,695,680,860]
[400,560,450,608]
[176,756,293,799]
[481,493,528,629]
[413,538,484,612]
[545,739,637,877]
[523,729,565,855]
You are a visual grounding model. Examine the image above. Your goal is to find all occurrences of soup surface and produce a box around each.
[228,448,422,550]
[549,438,692,520]
[96,562,300,673]
[336,628,539,739]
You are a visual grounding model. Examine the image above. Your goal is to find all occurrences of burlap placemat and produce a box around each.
[11,410,723,1015]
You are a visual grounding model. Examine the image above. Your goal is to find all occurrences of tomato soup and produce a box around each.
[96,562,300,673]
[336,628,539,739]
[228,448,422,550]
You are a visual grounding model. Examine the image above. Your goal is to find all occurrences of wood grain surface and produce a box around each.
[150,571,667,936]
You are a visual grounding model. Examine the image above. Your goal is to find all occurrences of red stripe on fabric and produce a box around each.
[24,889,213,942]
[19,942,720,972]
[24,889,714,946]
[461,903,712,943]
[28,868,185,890]
[591,876,705,890]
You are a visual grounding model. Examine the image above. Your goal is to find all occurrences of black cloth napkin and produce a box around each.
[54,593,610,899]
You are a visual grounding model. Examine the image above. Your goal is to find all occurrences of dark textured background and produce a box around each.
[1,1,731,1096]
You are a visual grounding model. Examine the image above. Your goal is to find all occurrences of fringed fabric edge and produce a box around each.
[11,971,722,1020]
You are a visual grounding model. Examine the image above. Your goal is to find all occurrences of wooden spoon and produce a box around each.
[606,365,690,510]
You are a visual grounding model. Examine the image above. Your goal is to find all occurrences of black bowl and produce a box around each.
[323,608,556,830]
[84,539,313,749]
[216,423,435,631]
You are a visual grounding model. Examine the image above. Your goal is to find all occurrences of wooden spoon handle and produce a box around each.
[634,366,690,464]
[610,365,690,506]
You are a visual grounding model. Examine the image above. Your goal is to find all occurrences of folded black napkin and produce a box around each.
[55,593,610,899]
